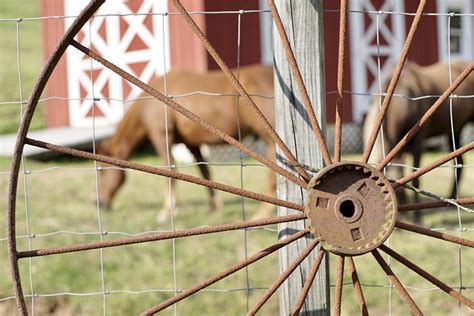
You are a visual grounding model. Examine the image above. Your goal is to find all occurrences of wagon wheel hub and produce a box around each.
[305,161,398,256]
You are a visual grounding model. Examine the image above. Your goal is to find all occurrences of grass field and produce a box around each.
[0,1,44,135]
[1,151,473,315]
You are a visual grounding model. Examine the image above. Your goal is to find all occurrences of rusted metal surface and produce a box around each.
[17,214,306,259]
[141,229,310,315]
[172,0,311,183]
[333,255,345,316]
[396,221,474,248]
[334,0,348,162]
[379,63,474,170]
[371,249,423,316]
[347,257,368,315]
[267,0,332,167]
[363,0,427,163]
[247,238,320,315]
[399,197,474,212]
[379,244,474,308]
[26,137,304,212]
[393,142,474,188]
[6,1,105,314]
[306,161,397,256]
[291,249,326,316]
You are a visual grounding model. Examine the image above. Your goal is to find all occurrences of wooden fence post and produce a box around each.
[273,0,330,314]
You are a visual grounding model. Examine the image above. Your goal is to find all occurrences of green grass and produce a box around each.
[0,1,44,135]
[1,152,473,315]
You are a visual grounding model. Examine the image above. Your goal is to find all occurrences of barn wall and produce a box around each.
[40,0,263,128]
[323,2,353,123]
[204,1,261,70]
[168,0,261,72]
[405,1,439,65]
[39,0,442,128]
[168,0,208,72]
[40,0,69,128]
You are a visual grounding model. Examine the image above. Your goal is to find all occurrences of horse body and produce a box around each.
[98,64,276,222]
[364,60,474,219]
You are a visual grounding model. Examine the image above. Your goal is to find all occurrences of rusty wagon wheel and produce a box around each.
[7,0,474,315]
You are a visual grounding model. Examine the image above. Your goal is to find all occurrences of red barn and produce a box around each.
[40,0,473,128]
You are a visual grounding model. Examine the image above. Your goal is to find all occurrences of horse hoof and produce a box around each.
[156,212,169,224]
[156,211,171,224]
[210,196,224,212]
[98,200,111,211]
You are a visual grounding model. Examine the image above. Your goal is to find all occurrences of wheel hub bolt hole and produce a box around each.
[339,200,356,218]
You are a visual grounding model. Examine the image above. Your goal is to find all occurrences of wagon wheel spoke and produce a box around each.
[362,0,427,163]
[17,214,307,259]
[172,0,311,182]
[25,138,305,212]
[379,244,474,308]
[334,0,348,162]
[398,197,474,212]
[247,238,320,315]
[141,229,310,315]
[378,64,474,170]
[392,142,474,188]
[347,257,369,316]
[291,249,326,316]
[395,221,474,248]
[397,186,474,213]
[371,249,422,315]
[70,40,307,188]
[267,0,332,166]
[333,255,345,316]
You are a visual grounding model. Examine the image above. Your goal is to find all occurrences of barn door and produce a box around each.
[349,0,405,122]
[65,0,169,127]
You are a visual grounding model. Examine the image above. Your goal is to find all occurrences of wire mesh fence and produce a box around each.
[1,1,473,315]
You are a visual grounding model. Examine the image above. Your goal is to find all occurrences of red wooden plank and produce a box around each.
[324,1,353,123]
[168,0,208,72]
[405,1,439,65]
[40,0,69,127]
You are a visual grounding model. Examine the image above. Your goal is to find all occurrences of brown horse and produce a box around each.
[363,60,474,221]
[97,64,276,222]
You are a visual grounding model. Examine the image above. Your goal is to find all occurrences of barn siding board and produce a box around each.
[405,1,439,65]
[168,0,208,72]
[168,0,261,72]
[204,0,261,70]
[323,2,353,123]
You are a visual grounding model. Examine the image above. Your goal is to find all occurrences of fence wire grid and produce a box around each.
[1,1,473,315]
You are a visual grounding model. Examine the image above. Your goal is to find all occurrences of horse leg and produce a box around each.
[97,127,146,210]
[148,127,177,224]
[188,145,223,212]
[252,140,277,220]
[412,145,422,224]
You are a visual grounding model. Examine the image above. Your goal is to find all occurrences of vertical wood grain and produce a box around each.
[273,0,330,314]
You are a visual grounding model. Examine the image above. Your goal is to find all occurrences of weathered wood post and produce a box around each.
[272,0,330,314]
